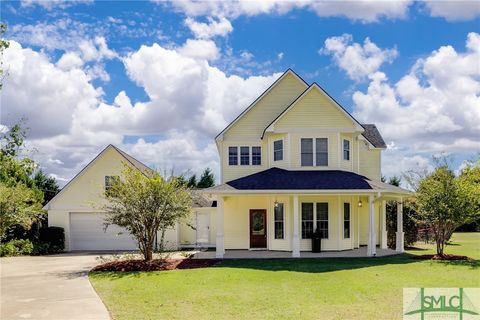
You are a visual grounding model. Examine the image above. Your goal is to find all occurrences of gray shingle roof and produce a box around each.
[361,124,387,149]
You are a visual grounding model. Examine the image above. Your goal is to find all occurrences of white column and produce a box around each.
[396,198,404,253]
[215,197,225,258]
[292,195,300,257]
[367,195,376,256]
[380,200,388,249]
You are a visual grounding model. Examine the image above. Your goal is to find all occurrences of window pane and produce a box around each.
[274,140,283,161]
[343,139,350,161]
[316,152,328,166]
[343,203,350,239]
[240,146,249,165]
[302,203,314,239]
[316,138,328,152]
[274,203,284,221]
[301,138,313,166]
[274,203,284,239]
[316,202,328,238]
[228,147,238,165]
[252,146,261,165]
[316,138,328,166]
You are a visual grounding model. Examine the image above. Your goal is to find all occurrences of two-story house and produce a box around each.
[45,69,410,257]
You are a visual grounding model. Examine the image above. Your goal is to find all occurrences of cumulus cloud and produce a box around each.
[352,33,480,156]
[20,0,93,10]
[423,0,480,21]
[178,39,220,60]
[185,17,233,39]
[321,34,398,81]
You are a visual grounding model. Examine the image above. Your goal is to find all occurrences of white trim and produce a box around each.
[268,127,360,134]
[208,189,409,195]
[337,133,341,168]
[299,136,329,167]
[287,133,291,167]
[292,195,300,257]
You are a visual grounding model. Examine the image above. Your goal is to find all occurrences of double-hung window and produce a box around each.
[316,138,328,166]
[301,138,314,166]
[228,147,238,165]
[343,139,350,161]
[301,138,328,166]
[343,203,351,239]
[301,203,314,239]
[273,140,283,161]
[252,146,261,165]
[240,146,250,165]
[274,203,284,239]
[316,203,329,239]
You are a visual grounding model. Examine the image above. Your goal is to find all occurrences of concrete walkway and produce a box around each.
[1,253,110,320]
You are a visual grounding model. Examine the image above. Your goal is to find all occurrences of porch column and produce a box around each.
[367,195,376,256]
[380,200,388,249]
[396,198,404,253]
[292,195,300,257]
[215,197,225,258]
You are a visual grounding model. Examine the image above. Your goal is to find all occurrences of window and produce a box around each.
[301,203,314,239]
[274,203,284,239]
[316,203,329,239]
[252,146,261,165]
[316,138,328,166]
[228,147,238,165]
[105,176,119,195]
[343,139,350,161]
[344,203,351,239]
[301,138,313,166]
[274,140,283,161]
[240,146,250,165]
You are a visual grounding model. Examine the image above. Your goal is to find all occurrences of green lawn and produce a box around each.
[90,232,480,320]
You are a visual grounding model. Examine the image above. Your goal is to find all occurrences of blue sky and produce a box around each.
[1,0,479,185]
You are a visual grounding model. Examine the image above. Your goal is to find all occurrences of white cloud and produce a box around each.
[321,34,398,81]
[78,36,117,62]
[185,17,233,39]
[423,1,480,21]
[178,39,220,60]
[20,0,93,10]
[57,52,83,70]
[352,33,480,156]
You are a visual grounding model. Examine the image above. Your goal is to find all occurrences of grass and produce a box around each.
[90,232,480,320]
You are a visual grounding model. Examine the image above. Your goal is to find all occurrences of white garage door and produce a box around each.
[70,213,138,251]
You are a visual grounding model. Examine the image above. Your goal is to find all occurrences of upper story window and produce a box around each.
[301,138,328,167]
[252,146,261,165]
[343,139,350,161]
[274,140,283,161]
[240,146,250,165]
[228,147,238,165]
[105,175,119,195]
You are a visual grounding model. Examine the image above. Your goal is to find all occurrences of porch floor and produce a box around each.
[192,246,400,259]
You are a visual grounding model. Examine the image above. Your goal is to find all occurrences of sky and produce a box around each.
[0,0,479,186]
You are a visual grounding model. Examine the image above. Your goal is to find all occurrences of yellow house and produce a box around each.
[207,69,410,258]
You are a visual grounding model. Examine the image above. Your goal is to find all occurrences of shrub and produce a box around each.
[386,200,419,249]
[0,239,34,257]
[39,226,65,253]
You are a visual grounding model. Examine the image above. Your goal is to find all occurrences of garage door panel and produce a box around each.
[70,213,137,251]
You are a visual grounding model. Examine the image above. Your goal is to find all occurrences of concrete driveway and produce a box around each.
[1,253,110,320]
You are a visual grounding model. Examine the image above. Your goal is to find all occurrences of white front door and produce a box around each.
[196,212,210,244]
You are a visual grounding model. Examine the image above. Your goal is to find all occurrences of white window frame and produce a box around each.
[300,137,329,167]
[273,140,283,162]
[343,202,351,239]
[252,146,261,166]
[274,202,284,240]
[343,139,351,161]
[228,146,238,166]
[240,146,250,166]
[301,201,330,240]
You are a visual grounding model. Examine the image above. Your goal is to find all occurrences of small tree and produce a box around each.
[197,168,215,188]
[103,165,192,261]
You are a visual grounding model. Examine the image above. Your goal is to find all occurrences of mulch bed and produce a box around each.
[91,259,217,272]
[412,254,473,261]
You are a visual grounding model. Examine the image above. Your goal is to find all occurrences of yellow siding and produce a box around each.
[266,133,289,169]
[225,73,307,139]
[359,141,382,180]
[179,208,216,246]
[275,88,356,130]
[220,140,268,183]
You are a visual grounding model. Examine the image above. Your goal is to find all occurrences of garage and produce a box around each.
[69,213,138,251]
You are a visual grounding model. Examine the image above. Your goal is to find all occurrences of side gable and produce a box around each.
[216,69,308,140]
[263,83,364,136]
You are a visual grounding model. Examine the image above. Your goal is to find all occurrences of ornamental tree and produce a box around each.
[103,165,192,261]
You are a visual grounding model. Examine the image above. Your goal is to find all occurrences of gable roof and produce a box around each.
[215,68,308,141]
[262,83,365,138]
[360,124,387,149]
[43,144,152,210]
[206,167,410,194]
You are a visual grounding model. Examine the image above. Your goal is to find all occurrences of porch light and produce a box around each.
[274,200,279,208]
[358,200,363,207]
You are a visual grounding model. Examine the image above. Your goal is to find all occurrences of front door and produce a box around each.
[250,209,267,248]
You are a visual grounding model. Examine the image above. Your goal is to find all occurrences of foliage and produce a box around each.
[197,168,215,188]
[33,170,60,205]
[1,22,10,91]
[38,226,65,252]
[386,200,418,248]
[388,176,401,187]
[103,165,192,261]
[0,239,34,257]
[187,174,197,188]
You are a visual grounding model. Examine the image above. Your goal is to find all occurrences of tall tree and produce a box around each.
[187,174,197,188]
[0,22,10,91]
[33,170,60,205]
[388,176,401,187]
[103,165,192,261]
[197,168,215,188]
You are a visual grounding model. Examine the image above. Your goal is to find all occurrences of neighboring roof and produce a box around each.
[360,124,387,149]
[206,167,410,194]
[215,68,308,141]
[43,144,153,210]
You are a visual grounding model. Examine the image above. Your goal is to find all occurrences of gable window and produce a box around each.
[228,147,238,165]
[316,202,329,239]
[274,203,284,239]
[252,146,261,165]
[105,176,119,195]
[343,139,350,161]
[316,138,328,166]
[274,140,283,161]
[301,203,314,239]
[343,203,351,239]
[240,146,250,165]
[301,138,313,166]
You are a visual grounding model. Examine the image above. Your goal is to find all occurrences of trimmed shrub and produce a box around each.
[0,239,34,257]
[39,227,65,253]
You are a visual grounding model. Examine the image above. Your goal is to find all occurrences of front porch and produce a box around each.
[193,246,399,259]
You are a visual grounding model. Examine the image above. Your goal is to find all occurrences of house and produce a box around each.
[45,69,410,256]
